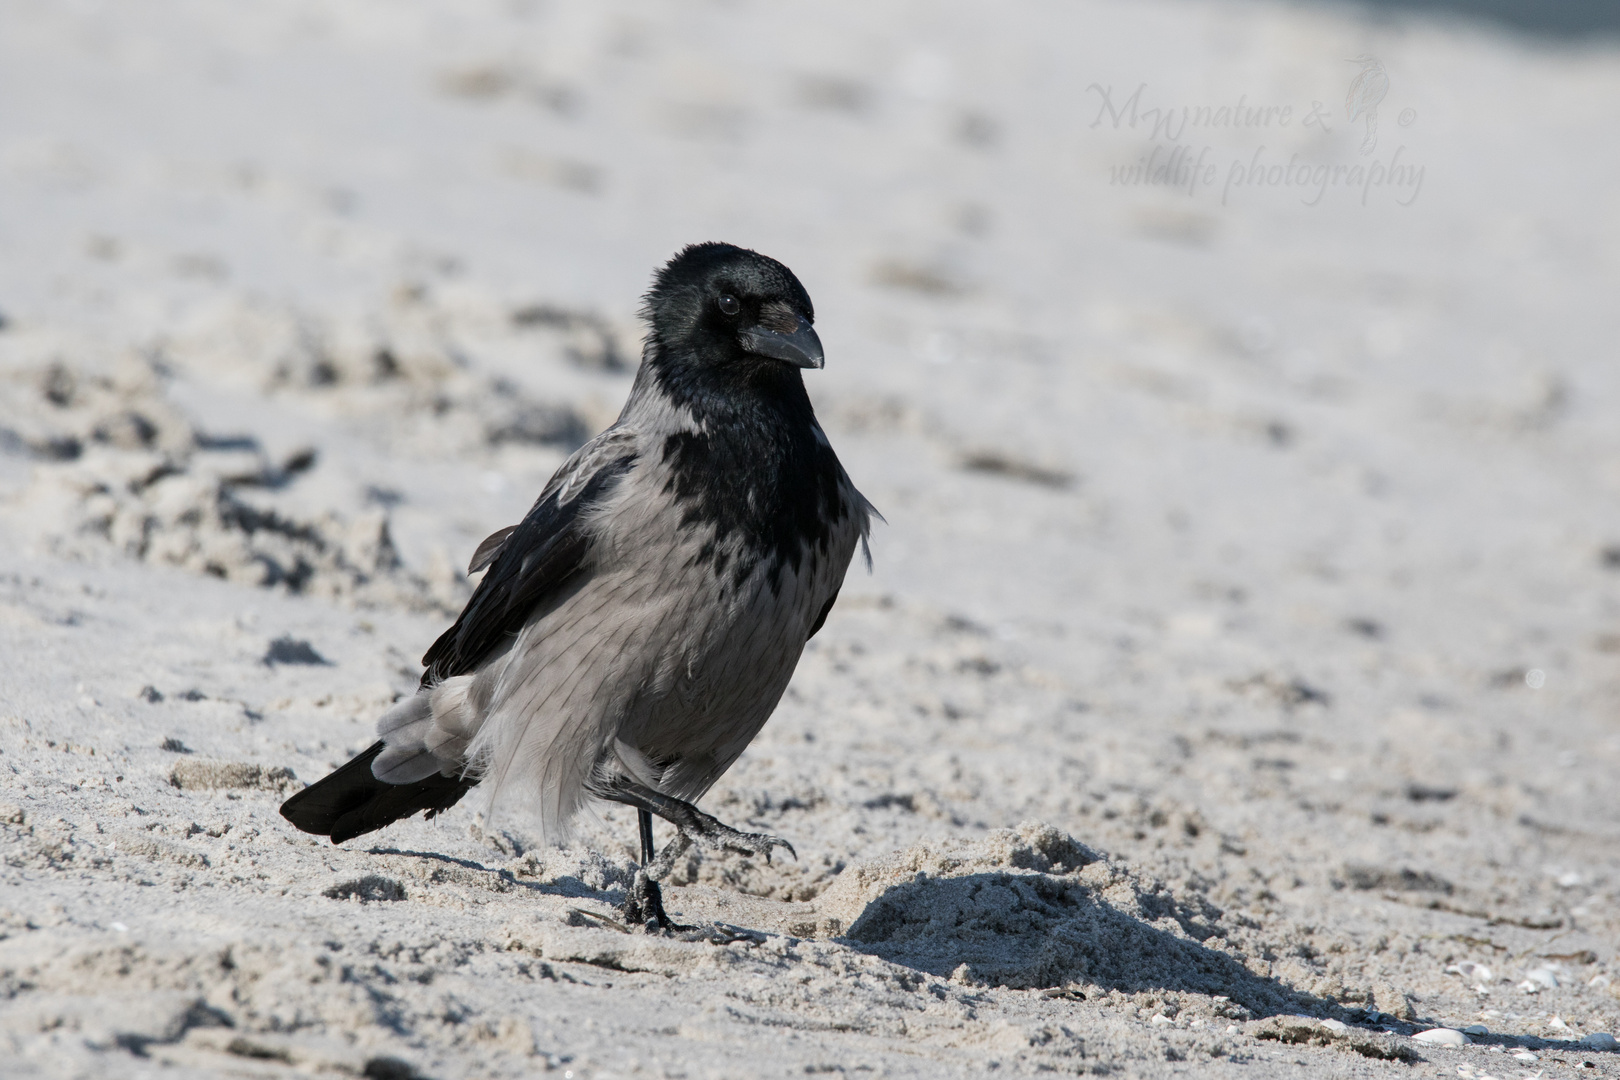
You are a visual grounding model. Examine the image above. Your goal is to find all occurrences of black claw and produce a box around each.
[722,831,795,864]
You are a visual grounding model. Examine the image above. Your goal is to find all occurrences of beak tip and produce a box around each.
[740,317,826,370]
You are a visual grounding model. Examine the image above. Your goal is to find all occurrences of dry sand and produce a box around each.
[3,0,1620,1076]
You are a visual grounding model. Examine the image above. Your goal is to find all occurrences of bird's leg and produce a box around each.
[601,776,796,863]
[620,809,705,930]
[603,778,793,931]
[637,808,656,865]
[622,806,677,930]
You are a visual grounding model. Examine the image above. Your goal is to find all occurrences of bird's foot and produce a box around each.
[624,834,701,932]
[675,806,796,864]
[622,868,677,931]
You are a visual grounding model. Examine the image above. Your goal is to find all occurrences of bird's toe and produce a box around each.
[687,818,796,863]
[739,831,796,864]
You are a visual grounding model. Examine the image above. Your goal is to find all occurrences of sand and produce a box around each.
[3,0,1620,1076]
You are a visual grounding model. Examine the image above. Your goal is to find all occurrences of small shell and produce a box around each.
[1412,1028,1467,1046]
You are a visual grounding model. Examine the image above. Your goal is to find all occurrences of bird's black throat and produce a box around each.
[651,350,848,595]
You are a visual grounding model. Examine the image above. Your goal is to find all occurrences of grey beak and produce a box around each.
[739,315,825,370]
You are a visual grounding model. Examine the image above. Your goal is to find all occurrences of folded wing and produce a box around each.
[280,427,640,843]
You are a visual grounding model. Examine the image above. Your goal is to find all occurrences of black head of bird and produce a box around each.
[641,243,824,403]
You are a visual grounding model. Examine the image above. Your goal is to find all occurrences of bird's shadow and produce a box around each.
[836,870,1332,1020]
[366,846,619,902]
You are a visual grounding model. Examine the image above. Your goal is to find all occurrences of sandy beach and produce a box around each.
[3,1,1620,1076]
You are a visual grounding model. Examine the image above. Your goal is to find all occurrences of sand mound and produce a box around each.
[1,290,633,613]
[816,822,1313,1017]
[2,353,461,609]
[29,443,451,612]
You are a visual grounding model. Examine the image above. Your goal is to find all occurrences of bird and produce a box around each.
[280,242,874,927]
[1345,55,1389,156]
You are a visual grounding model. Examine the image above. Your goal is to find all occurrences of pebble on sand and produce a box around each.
[1462,1024,1488,1035]
[1579,1033,1619,1051]
[1448,962,1493,984]
[1412,1028,1467,1046]
[1521,966,1560,991]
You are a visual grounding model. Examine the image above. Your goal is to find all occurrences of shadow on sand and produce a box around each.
[839,870,1327,1019]
[366,846,621,903]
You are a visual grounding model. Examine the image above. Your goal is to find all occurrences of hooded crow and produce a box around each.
[281,243,874,926]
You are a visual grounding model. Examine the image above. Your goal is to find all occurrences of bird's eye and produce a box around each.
[717,294,740,316]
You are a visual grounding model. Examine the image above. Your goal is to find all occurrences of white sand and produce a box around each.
[3,1,1620,1076]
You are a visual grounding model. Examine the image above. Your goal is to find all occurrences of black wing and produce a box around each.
[421,437,638,684]
[807,587,839,639]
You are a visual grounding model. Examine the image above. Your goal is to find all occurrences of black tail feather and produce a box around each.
[280,741,474,845]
